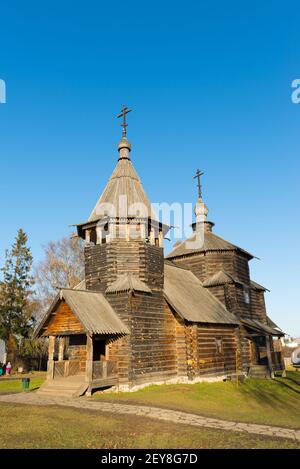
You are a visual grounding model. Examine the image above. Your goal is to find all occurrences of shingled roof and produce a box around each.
[166,230,254,260]
[106,274,152,295]
[35,289,129,337]
[202,270,242,288]
[250,280,269,292]
[89,140,157,222]
[241,318,284,337]
[164,263,238,325]
[266,316,283,333]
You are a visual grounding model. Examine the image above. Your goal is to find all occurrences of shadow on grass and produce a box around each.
[284,376,300,388]
[274,379,300,395]
[237,379,300,416]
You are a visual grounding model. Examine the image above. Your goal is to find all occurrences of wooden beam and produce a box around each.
[58,337,65,361]
[86,334,93,384]
[47,335,55,381]
[140,223,146,240]
[265,335,275,378]
[85,229,91,243]
[96,226,102,245]
[159,230,164,248]
[149,228,155,245]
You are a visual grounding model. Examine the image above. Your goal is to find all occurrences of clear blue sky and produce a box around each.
[0,1,299,336]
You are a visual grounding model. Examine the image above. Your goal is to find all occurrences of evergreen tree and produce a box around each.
[0,229,35,342]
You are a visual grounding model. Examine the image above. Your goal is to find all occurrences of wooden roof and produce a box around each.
[166,230,254,260]
[74,280,86,290]
[201,271,270,293]
[106,274,152,295]
[266,315,281,330]
[202,270,242,288]
[89,154,158,222]
[250,280,269,292]
[241,318,284,337]
[35,289,129,337]
[164,262,238,325]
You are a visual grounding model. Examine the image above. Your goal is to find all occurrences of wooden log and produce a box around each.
[47,335,55,381]
[58,337,65,361]
[86,334,93,384]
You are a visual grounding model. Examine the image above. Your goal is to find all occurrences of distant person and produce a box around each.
[6,362,12,375]
[2,364,6,376]
[0,364,3,377]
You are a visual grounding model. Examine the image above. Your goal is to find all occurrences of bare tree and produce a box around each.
[35,235,84,314]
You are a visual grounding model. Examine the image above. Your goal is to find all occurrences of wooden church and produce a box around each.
[36,108,284,397]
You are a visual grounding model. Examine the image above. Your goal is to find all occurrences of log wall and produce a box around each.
[164,302,238,379]
[84,237,269,384]
[67,342,87,373]
[171,251,250,285]
[250,289,268,323]
[107,293,178,386]
[90,238,177,386]
[172,250,268,325]
[106,292,132,385]
[84,240,164,292]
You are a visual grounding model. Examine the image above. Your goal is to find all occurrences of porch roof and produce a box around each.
[241,318,284,337]
[35,289,129,337]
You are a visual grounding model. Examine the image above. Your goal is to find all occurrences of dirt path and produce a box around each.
[0,392,299,442]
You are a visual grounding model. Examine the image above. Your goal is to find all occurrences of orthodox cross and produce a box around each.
[117,105,132,137]
[193,169,204,199]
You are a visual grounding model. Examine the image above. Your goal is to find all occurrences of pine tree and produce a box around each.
[0,229,35,342]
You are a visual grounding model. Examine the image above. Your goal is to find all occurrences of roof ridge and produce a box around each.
[60,287,103,294]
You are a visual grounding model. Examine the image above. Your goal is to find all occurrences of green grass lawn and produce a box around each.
[0,403,298,449]
[0,373,46,394]
[94,371,300,430]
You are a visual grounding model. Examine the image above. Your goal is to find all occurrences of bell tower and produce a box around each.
[75,108,173,387]
[76,106,169,293]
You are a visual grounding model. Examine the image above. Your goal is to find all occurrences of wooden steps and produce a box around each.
[37,376,88,398]
[248,365,271,379]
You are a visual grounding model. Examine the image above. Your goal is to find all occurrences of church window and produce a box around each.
[215,337,223,354]
[243,286,251,304]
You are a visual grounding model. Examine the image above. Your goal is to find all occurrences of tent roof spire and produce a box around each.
[192,168,214,232]
[117,105,132,159]
[87,106,158,222]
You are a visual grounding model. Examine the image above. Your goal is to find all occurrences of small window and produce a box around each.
[215,337,223,354]
[243,286,251,304]
[69,335,87,346]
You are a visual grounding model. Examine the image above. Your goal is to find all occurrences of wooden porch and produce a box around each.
[46,334,119,394]
[51,359,118,385]
[35,287,129,395]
